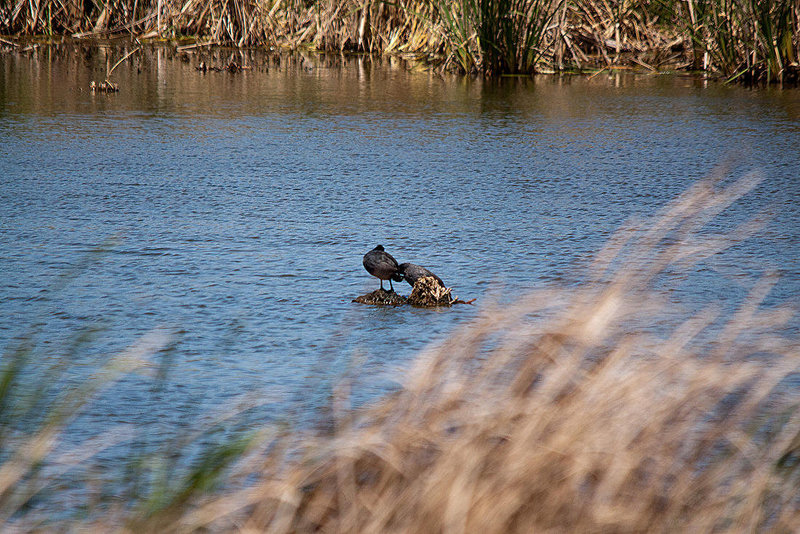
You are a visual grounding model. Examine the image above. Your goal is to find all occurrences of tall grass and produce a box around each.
[2,0,798,81]
[0,325,269,531]
[429,0,563,74]
[0,0,440,52]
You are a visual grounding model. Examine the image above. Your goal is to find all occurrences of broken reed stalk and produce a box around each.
[90,45,140,92]
[108,45,142,78]
[107,169,798,533]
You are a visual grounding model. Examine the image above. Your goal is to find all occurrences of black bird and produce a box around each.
[397,263,445,288]
[363,245,403,291]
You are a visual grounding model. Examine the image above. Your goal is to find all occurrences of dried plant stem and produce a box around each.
[107,45,141,78]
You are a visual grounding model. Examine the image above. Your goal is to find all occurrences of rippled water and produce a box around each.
[1,46,799,445]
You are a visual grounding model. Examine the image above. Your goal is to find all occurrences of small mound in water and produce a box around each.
[407,276,453,307]
[89,80,119,92]
[354,278,473,307]
[353,288,407,306]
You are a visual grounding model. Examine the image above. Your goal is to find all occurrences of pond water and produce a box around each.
[1,45,799,458]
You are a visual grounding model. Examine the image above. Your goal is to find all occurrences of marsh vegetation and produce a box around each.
[2,0,798,83]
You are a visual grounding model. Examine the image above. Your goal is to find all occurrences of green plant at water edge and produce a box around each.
[2,0,798,82]
[478,0,565,74]
[677,0,712,70]
[424,0,475,73]
[684,0,799,83]
[747,0,797,83]
[425,0,563,74]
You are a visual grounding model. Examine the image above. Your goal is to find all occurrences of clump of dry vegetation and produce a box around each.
[118,169,797,532]
[354,277,457,307]
[353,288,408,305]
[406,276,452,306]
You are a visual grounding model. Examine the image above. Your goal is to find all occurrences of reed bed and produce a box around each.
[2,0,798,81]
[684,0,799,83]
[40,169,784,531]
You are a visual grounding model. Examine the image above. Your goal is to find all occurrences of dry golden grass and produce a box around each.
[116,168,799,533]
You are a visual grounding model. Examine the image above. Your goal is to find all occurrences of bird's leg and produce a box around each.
[380,280,385,291]
[389,279,394,292]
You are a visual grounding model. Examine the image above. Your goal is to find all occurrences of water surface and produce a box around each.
[1,45,799,442]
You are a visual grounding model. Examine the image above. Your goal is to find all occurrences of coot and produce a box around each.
[363,245,403,291]
[397,262,445,288]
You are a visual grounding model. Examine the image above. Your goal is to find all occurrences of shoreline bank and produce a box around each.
[2,0,798,85]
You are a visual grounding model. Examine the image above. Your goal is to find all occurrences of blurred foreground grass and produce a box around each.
[2,167,799,532]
